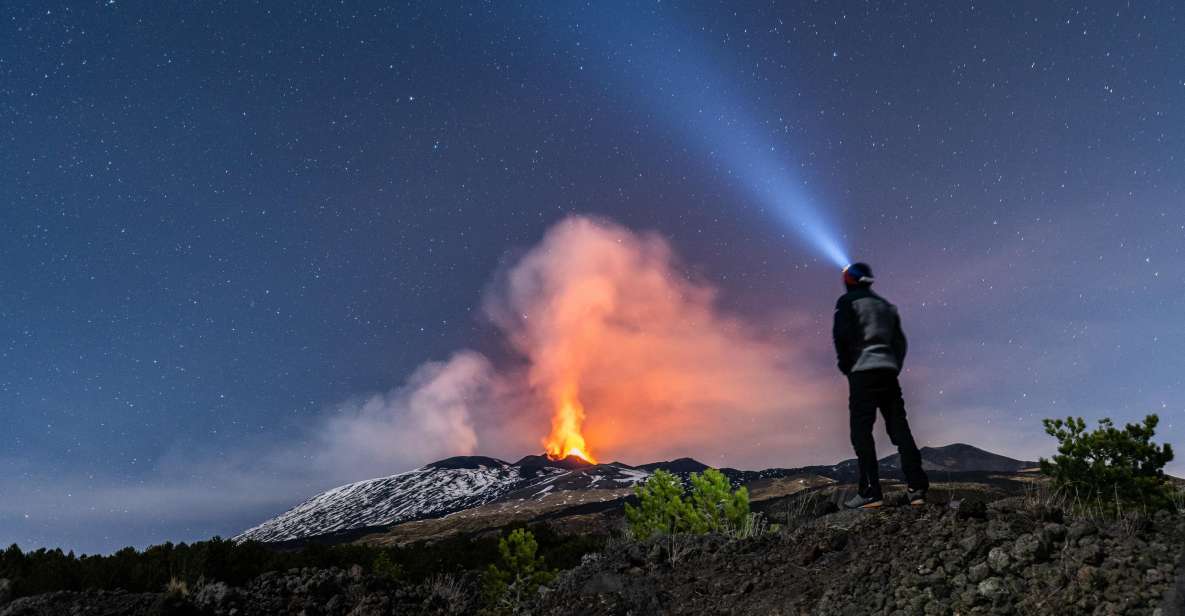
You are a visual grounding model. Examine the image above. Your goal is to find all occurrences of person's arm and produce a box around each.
[833,297,856,375]
[892,309,908,369]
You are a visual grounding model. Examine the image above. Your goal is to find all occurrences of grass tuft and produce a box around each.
[165,577,189,597]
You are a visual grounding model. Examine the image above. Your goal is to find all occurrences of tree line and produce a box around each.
[0,526,600,600]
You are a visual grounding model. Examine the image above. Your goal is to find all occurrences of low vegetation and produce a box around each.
[1171,483,1185,515]
[624,468,756,540]
[480,528,555,615]
[1040,413,1175,512]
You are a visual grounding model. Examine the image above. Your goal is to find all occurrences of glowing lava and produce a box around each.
[543,392,597,463]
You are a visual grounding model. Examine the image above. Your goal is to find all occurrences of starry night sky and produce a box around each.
[3,2,1183,554]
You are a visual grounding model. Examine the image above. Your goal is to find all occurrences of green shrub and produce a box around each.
[1040,414,1175,509]
[625,468,751,539]
[687,468,750,534]
[371,550,403,581]
[625,469,690,539]
[481,529,555,614]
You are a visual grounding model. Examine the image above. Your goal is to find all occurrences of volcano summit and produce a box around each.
[234,454,649,543]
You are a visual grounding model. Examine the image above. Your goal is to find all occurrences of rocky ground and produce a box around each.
[0,589,178,616]
[2,480,1182,615]
[533,488,1185,616]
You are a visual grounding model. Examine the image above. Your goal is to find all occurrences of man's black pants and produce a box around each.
[848,369,929,499]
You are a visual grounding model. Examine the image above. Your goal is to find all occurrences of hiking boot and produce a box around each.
[907,488,927,506]
[843,494,883,509]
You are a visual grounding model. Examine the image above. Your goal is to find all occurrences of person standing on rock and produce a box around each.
[832,262,929,509]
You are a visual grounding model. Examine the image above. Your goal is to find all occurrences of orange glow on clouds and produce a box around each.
[481,215,841,467]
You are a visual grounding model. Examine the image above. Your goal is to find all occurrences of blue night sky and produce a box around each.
[2,2,1183,554]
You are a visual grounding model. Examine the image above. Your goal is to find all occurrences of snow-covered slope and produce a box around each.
[234,456,564,543]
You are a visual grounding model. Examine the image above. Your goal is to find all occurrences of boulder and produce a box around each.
[192,580,234,610]
[977,577,1006,599]
[986,519,1016,543]
[959,533,983,555]
[1010,533,1048,564]
[1077,542,1104,566]
[957,500,988,520]
[987,547,1011,573]
[1041,523,1067,543]
[1068,521,1097,543]
[968,563,991,583]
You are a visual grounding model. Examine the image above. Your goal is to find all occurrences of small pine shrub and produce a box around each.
[1040,414,1175,510]
[625,468,752,540]
[687,468,750,533]
[481,528,555,614]
[624,469,690,539]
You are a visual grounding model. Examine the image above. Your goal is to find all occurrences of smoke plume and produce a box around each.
[303,214,842,471]
[478,215,840,466]
[310,351,494,478]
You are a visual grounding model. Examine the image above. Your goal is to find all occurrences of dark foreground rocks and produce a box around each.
[0,566,479,616]
[532,499,1185,616]
[187,566,479,616]
[0,589,181,616]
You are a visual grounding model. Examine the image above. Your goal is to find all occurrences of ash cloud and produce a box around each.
[306,214,847,471]
[309,351,493,479]
[478,216,843,466]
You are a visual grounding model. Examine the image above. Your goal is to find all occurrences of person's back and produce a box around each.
[832,263,929,509]
[833,285,907,376]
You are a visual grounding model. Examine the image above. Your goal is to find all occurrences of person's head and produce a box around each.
[842,262,875,290]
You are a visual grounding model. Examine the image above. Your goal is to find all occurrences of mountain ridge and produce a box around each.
[236,443,1034,544]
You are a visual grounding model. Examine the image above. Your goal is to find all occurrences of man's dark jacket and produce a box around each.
[832,286,908,375]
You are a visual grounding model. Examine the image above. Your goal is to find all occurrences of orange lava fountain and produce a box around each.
[543,387,597,463]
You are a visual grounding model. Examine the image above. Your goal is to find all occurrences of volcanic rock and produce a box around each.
[0,590,167,616]
[529,483,1185,616]
[977,576,1006,598]
[635,458,711,474]
[987,547,1011,573]
[513,453,593,471]
[1011,532,1048,564]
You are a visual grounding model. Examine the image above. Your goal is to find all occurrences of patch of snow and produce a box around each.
[613,468,651,484]
[235,462,564,543]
